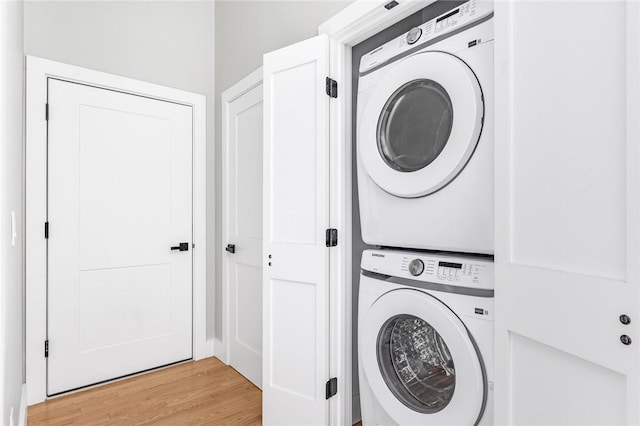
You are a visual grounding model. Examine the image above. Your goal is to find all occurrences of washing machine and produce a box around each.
[358,249,494,425]
[357,0,494,254]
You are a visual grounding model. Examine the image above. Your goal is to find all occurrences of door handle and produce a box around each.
[226,244,236,254]
[171,242,189,252]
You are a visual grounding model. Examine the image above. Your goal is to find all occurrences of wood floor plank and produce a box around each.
[28,357,262,426]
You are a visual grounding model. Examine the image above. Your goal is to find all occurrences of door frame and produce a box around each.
[219,66,263,364]
[25,56,209,404]
[317,1,437,424]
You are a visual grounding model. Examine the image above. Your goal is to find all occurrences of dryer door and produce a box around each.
[361,288,486,425]
[358,51,483,198]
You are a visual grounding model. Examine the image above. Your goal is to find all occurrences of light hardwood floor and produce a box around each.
[28,357,261,425]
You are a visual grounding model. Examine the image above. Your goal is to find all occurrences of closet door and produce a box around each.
[495,1,640,424]
[222,71,264,389]
[263,34,331,425]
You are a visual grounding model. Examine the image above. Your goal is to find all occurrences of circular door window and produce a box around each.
[358,51,484,198]
[377,314,456,413]
[377,80,453,173]
[360,287,486,425]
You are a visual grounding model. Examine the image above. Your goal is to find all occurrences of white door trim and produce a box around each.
[219,67,263,364]
[317,1,436,424]
[25,56,209,404]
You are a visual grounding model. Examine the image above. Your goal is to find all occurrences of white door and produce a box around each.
[47,79,193,395]
[263,34,331,425]
[495,1,640,424]
[222,70,264,388]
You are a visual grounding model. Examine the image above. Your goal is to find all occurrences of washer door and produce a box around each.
[358,51,483,198]
[361,289,486,425]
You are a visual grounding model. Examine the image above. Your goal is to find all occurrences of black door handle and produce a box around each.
[171,242,189,252]
[226,244,236,254]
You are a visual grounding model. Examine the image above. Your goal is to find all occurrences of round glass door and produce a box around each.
[360,287,486,425]
[377,314,456,413]
[358,51,484,198]
[377,80,453,173]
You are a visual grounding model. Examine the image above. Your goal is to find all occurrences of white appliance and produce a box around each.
[357,1,494,254]
[358,249,494,425]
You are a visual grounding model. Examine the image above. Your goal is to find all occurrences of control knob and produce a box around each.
[406,27,422,45]
[408,259,424,276]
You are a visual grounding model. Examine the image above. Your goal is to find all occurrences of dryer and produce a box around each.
[357,0,494,254]
[358,249,494,425]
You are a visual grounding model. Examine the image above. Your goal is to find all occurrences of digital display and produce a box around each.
[436,9,459,23]
[439,261,462,269]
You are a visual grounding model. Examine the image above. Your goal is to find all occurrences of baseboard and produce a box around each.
[213,338,228,364]
[201,338,214,359]
[18,383,27,426]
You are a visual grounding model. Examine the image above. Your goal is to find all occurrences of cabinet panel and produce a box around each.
[269,278,318,400]
[509,1,626,281]
[510,333,625,426]
[270,62,320,246]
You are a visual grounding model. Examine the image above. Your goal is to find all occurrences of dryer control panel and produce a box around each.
[359,0,493,74]
[361,249,494,291]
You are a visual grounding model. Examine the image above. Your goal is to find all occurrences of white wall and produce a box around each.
[0,0,25,424]
[24,1,217,338]
[213,0,351,339]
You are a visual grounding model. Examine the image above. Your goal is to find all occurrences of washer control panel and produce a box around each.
[361,249,494,290]
[359,0,493,74]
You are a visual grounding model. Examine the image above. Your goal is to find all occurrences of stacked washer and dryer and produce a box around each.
[356,1,495,425]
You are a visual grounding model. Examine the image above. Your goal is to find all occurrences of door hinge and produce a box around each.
[326,228,338,247]
[325,377,337,399]
[45,103,49,121]
[325,77,338,98]
[44,222,49,239]
[44,340,49,358]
